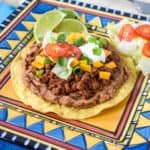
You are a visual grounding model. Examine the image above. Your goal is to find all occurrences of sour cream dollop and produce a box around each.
[79,43,106,62]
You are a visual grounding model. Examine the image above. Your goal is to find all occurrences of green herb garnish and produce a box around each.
[92,47,102,56]
[88,36,97,43]
[81,54,93,64]
[44,57,52,64]
[99,37,107,47]
[95,40,103,48]
[72,66,83,75]
[73,37,84,46]
[35,69,44,77]
[57,33,66,42]
[58,57,68,67]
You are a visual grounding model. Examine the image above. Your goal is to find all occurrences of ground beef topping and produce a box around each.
[22,42,128,108]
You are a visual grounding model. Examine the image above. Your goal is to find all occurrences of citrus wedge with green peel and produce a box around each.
[33,10,66,42]
[59,8,79,19]
[54,18,88,33]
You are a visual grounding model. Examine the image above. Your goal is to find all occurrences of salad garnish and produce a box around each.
[107,19,150,75]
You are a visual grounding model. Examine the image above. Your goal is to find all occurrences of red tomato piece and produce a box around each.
[65,45,81,59]
[135,24,150,40]
[45,42,82,59]
[57,43,72,57]
[72,45,82,59]
[142,42,150,57]
[45,43,69,59]
[118,24,135,41]
[45,44,60,59]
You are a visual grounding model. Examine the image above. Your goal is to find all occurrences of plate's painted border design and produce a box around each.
[0,72,146,142]
[0,0,33,33]
[0,84,150,150]
[60,0,150,22]
[0,128,60,150]
[1,0,150,40]
[0,0,150,150]
[0,0,147,142]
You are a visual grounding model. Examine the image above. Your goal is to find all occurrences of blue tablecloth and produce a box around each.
[0,3,26,149]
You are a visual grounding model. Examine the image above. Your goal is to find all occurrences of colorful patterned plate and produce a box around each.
[0,0,150,149]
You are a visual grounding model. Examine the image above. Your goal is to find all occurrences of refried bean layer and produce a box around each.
[22,42,128,108]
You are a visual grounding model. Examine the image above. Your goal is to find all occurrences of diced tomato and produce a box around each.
[45,44,59,59]
[71,45,82,59]
[118,24,135,41]
[135,24,150,40]
[57,43,72,57]
[142,42,150,57]
[45,42,82,59]
[45,43,66,59]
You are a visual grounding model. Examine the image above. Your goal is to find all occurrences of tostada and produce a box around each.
[10,9,138,119]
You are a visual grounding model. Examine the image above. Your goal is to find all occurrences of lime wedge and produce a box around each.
[59,8,79,19]
[33,10,66,42]
[54,18,88,33]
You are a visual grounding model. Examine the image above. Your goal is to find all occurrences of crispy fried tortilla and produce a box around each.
[10,47,137,119]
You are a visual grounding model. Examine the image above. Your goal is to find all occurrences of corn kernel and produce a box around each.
[67,32,86,43]
[35,55,45,63]
[80,64,92,72]
[93,60,103,68]
[105,61,117,69]
[31,55,45,69]
[71,58,79,67]
[40,50,46,56]
[99,71,111,80]
[32,61,44,69]
[79,60,88,65]
[104,49,112,57]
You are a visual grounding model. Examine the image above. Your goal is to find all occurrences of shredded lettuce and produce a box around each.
[52,58,73,80]
[42,31,58,48]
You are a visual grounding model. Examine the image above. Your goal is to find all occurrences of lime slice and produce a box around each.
[33,10,66,42]
[59,8,79,19]
[54,18,88,33]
